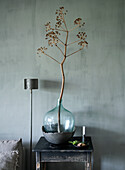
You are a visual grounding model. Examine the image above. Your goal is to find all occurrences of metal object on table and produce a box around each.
[24,78,38,170]
[82,126,86,143]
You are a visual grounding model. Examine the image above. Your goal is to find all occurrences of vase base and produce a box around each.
[42,126,76,144]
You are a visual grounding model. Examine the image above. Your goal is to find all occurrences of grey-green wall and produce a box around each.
[0,0,125,169]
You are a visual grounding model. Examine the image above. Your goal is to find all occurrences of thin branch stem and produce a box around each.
[57,31,68,133]
[56,37,65,46]
[69,24,80,32]
[55,45,65,56]
[64,31,69,58]
[67,39,80,46]
[60,25,66,31]
[66,47,83,57]
[59,64,65,100]
[62,13,68,31]
[57,41,65,46]
[42,52,60,64]
[55,28,67,32]
[58,63,65,133]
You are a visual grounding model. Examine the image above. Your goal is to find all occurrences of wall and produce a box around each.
[0,0,125,169]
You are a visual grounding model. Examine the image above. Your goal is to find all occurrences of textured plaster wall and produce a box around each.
[0,0,125,169]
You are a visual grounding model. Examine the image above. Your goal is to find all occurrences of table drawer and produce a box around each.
[41,152,87,162]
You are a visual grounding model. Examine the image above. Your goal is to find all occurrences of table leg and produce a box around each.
[85,153,91,170]
[36,152,41,170]
[42,162,46,170]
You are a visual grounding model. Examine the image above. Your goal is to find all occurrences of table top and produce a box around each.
[33,136,93,153]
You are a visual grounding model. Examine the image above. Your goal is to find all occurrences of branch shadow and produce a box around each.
[39,79,79,94]
[40,79,61,91]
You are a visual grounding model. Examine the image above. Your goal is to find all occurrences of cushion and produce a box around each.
[0,139,23,170]
[0,139,22,152]
[0,151,19,170]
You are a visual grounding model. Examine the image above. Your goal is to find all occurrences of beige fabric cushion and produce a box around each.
[0,151,19,170]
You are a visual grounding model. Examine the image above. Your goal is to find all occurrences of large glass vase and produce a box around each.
[43,99,75,133]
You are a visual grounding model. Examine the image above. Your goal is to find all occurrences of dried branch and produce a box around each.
[67,40,88,57]
[60,25,66,31]
[55,28,67,32]
[62,13,68,31]
[67,39,80,46]
[77,32,87,40]
[56,37,65,46]
[64,31,69,58]
[38,7,88,133]
[67,31,87,46]
[37,47,60,64]
[42,52,60,64]
[69,25,80,32]
[74,18,82,25]
[69,18,85,32]
[66,48,83,57]
[55,7,68,31]
[45,29,65,47]
[55,45,64,56]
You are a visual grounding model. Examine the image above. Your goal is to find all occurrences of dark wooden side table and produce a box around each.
[33,136,93,170]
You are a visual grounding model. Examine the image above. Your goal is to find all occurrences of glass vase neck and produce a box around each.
[57,98,63,106]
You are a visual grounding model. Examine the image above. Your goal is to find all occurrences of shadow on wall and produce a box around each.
[38,80,125,170]
[74,108,125,170]
[87,127,125,170]
[40,79,61,91]
[51,126,125,170]
[40,79,79,94]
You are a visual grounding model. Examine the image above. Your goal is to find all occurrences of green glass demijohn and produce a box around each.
[43,99,75,133]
